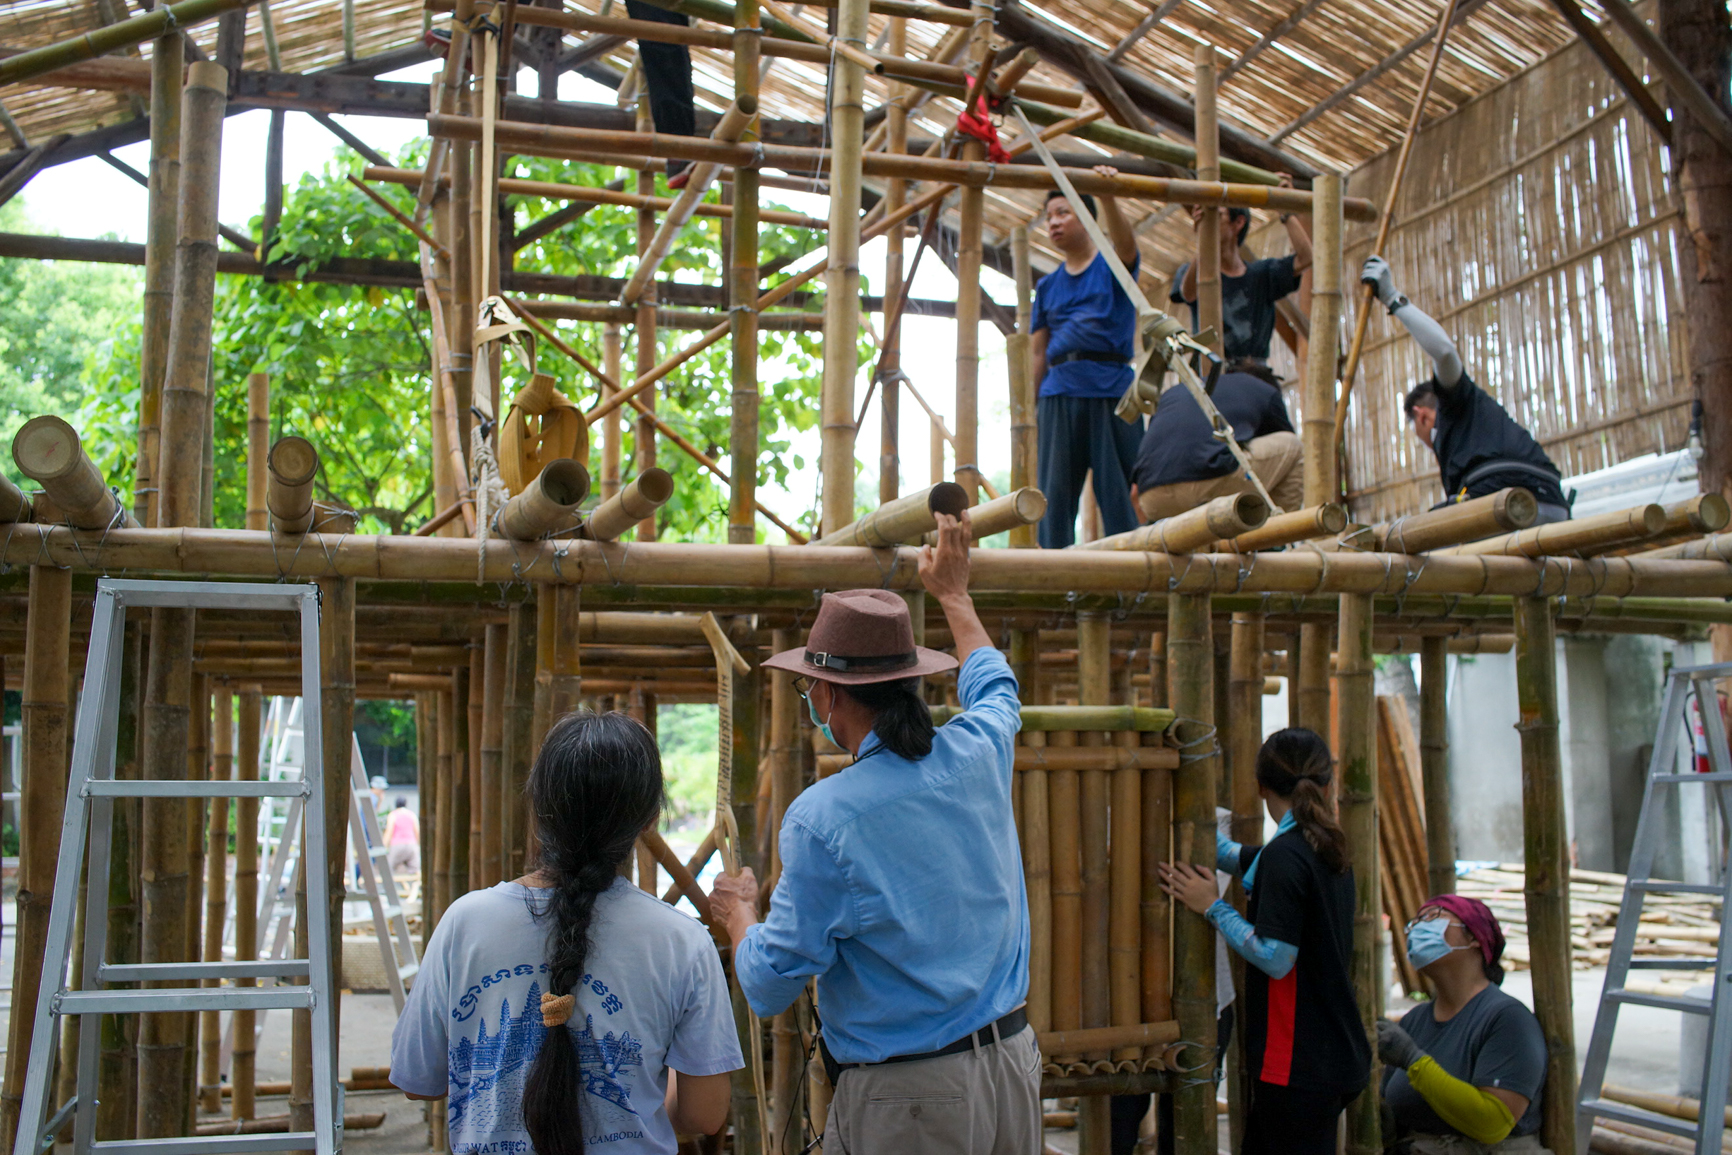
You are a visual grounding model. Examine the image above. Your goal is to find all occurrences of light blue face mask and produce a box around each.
[808,691,837,748]
[1406,918,1469,970]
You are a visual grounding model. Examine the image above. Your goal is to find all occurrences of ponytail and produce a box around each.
[1256,727,1350,874]
[520,711,666,1155]
[838,676,935,760]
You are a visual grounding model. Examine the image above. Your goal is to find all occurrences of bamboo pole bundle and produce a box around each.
[1418,636,1454,899]
[503,602,537,878]
[265,436,317,535]
[232,687,261,1121]
[1210,504,1347,552]
[1437,503,1667,557]
[1048,734,1083,1061]
[583,468,675,541]
[12,416,132,529]
[200,687,233,1114]
[1514,596,1576,1153]
[478,623,506,886]
[1078,493,1268,553]
[1376,696,1426,996]
[1369,488,1538,553]
[135,31,182,528]
[1301,173,1342,505]
[0,468,30,522]
[497,459,591,540]
[1337,592,1380,1155]
[813,481,967,546]
[245,375,269,531]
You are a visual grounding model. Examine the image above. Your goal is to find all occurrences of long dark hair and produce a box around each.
[838,676,936,760]
[521,711,666,1155]
[1256,727,1349,874]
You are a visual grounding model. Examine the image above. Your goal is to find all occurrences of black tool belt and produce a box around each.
[1458,458,1561,492]
[820,1008,1028,1085]
[1051,350,1128,367]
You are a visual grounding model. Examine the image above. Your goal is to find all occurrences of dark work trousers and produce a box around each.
[1240,1081,1359,1155]
[623,0,695,175]
[1110,1005,1233,1155]
[1036,394,1143,549]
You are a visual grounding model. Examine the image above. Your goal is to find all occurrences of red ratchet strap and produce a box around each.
[956,87,1011,164]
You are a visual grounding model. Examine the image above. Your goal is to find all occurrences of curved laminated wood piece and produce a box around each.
[1075,492,1268,553]
[1368,487,1536,554]
[11,414,130,529]
[583,468,675,541]
[498,458,593,541]
[265,435,318,535]
[1437,502,1666,558]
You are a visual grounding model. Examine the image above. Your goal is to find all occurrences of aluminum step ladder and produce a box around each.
[1578,658,1732,1155]
[344,736,419,1011]
[11,579,342,1155]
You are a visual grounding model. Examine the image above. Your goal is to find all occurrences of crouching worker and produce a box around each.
[1363,256,1570,524]
[390,711,744,1151]
[709,512,1040,1154]
[1379,896,1550,1154]
[1129,361,1303,521]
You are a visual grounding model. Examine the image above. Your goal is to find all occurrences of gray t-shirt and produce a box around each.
[1381,984,1547,1138]
[391,877,743,1154]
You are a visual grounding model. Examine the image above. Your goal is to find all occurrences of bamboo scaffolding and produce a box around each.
[232,687,261,1121]
[1078,493,1268,553]
[1436,503,1667,557]
[497,459,591,540]
[583,469,675,541]
[1302,174,1343,505]
[134,32,182,528]
[812,481,967,546]
[265,436,317,535]
[1418,636,1454,898]
[1514,596,1576,1153]
[1338,592,1380,1154]
[1210,504,1348,552]
[1370,488,1538,553]
[199,686,232,1114]
[12,416,131,529]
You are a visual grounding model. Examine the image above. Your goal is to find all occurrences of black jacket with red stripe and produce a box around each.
[1238,829,1372,1096]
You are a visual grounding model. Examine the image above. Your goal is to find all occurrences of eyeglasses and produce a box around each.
[793,676,814,700]
[1403,910,1466,936]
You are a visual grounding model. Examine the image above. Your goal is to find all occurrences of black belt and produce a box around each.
[1051,349,1128,367]
[819,1008,1028,1084]
[1458,458,1561,493]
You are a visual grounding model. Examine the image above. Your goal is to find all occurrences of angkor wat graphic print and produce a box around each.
[448,974,646,1142]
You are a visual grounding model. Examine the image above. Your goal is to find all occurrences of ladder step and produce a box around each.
[92,1133,321,1154]
[99,961,311,983]
[1651,773,1732,783]
[1606,988,1713,1014]
[87,781,309,799]
[1628,958,1717,970]
[1629,880,1726,895]
[56,987,313,1015]
[397,963,420,980]
[366,846,390,858]
[1580,1099,1701,1141]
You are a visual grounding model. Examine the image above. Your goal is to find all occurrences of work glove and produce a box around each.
[1377,1019,1425,1070]
[1360,255,1409,314]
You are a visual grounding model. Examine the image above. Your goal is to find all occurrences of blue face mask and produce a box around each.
[1406,918,1468,970]
[808,690,837,748]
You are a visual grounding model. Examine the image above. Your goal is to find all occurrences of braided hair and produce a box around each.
[520,711,666,1155]
[1256,727,1349,873]
[837,676,936,760]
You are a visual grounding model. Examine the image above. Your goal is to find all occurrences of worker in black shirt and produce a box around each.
[625,0,697,187]
[1159,728,1370,1155]
[1363,256,1570,523]
[1128,362,1303,521]
[1170,201,1312,364]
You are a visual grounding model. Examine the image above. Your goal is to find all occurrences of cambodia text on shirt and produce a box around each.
[391,876,743,1154]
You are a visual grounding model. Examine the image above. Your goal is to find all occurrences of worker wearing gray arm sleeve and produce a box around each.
[1362,255,1463,388]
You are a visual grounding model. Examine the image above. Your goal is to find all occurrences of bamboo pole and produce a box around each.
[200,686,232,1114]
[937,487,1046,542]
[583,469,675,541]
[1078,493,1268,552]
[1009,225,1036,548]
[548,585,582,719]
[729,0,762,546]
[1168,592,1218,1155]
[245,375,269,531]
[813,481,967,546]
[0,565,70,1153]
[953,0,992,507]
[503,601,537,878]
[232,686,261,1121]
[1139,751,1173,1067]
[158,62,226,531]
[0,0,253,86]
[135,30,181,528]
[97,620,142,1142]
[1210,503,1348,552]
[1108,711,1142,1064]
[766,626,801,1153]
[1077,615,1112,1071]
[1514,596,1576,1154]
[1417,636,1454,898]
[497,459,591,540]
[1296,622,1332,734]
[1226,613,1264,1145]
[879,26,908,516]
[432,687,454,932]
[0,471,28,523]
[1048,729,1083,1061]
[1369,487,1538,553]
[316,576,355,1060]
[820,0,868,533]
[265,436,317,535]
[12,416,132,529]
[1194,45,1223,357]
[531,586,554,760]
[631,97,659,545]
[448,664,472,906]
[1302,173,1342,506]
[450,101,475,449]
[1338,592,1380,1155]
[601,324,622,501]
[479,623,506,886]
[417,245,477,535]
[1436,503,1667,557]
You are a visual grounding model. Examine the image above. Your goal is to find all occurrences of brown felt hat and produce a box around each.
[761,589,958,685]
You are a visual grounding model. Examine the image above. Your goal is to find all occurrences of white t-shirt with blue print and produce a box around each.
[391,876,743,1154]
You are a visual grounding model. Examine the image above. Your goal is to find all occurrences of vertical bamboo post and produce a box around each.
[1514,597,1576,1154]
[729,0,761,545]
[1227,613,1265,1149]
[503,601,537,878]
[232,686,261,1122]
[199,685,232,1115]
[449,664,473,905]
[1009,225,1037,547]
[98,619,143,1141]
[183,675,210,1133]
[634,103,660,542]
[821,0,868,532]
[1048,739,1083,1053]
[1077,612,1112,1076]
[532,586,554,762]
[433,688,454,928]
[728,638,764,1150]
[1109,719,1143,1063]
[1214,631,1234,811]
[953,0,992,505]
[245,373,269,531]
[1302,174,1343,505]
[450,112,475,445]
[1148,631,1167,710]
[135,31,181,528]
[1194,46,1223,357]
[1337,592,1380,1155]
[467,642,484,891]
[157,62,227,531]
[1167,593,1218,1155]
[1418,635,1455,898]
[479,623,506,885]
[548,585,582,719]
[416,691,436,949]
[1297,622,1332,736]
[318,575,355,1048]
[880,21,908,510]
[428,222,456,531]
[766,628,803,1154]
[0,565,71,1152]
[1018,634,1052,1040]
[601,323,623,500]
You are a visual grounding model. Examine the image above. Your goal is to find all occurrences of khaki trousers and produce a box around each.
[823,1025,1042,1155]
[1136,431,1305,522]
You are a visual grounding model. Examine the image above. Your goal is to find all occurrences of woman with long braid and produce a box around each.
[1158,727,1370,1153]
[391,711,743,1154]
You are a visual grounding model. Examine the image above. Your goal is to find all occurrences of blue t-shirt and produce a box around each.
[1032,250,1141,399]
[391,878,743,1154]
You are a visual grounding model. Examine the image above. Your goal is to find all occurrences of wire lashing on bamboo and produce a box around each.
[813,481,968,546]
[583,467,674,541]
[265,436,318,535]
[12,415,130,529]
[497,458,591,540]
[1368,487,1536,553]
[1211,503,1346,552]
[1077,492,1268,553]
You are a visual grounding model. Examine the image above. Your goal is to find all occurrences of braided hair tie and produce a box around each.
[541,993,576,1028]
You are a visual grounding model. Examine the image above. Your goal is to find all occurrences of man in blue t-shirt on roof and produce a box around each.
[1031,167,1143,548]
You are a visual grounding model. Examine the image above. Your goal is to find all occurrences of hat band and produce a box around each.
[804,649,918,673]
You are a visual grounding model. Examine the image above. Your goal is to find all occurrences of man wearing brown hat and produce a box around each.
[708,513,1037,1153]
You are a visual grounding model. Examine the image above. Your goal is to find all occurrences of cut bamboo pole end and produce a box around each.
[265,436,318,535]
[1368,487,1537,554]
[813,481,967,546]
[1437,503,1666,558]
[11,415,130,529]
[1210,503,1346,552]
[944,486,1047,542]
[583,468,675,541]
[1076,493,1268,553]
[497,458,592,541]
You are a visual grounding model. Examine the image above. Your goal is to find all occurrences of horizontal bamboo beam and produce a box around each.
[818,745,1177,777]
[513,299,824,330]
[1078,493,1268,553]
[1037,1021,1180,1056]
[813,482,967,546]
[1587,494,1731,557]
[1368,487,1536,553]
[1210,503,1346,552]
[427,115,1383,221]
[1436,503,1666,557]
[0,0,256,87]
[953,487,1048,541]
[497,459,591,541]
[929,704,1175,730]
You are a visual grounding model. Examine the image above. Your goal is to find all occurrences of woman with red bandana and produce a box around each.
[1377,896,1551,1153]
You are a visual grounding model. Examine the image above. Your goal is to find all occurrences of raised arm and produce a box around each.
[919,512,990,665]
[1092,166,1139,267]
[1362,255,1463,388]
